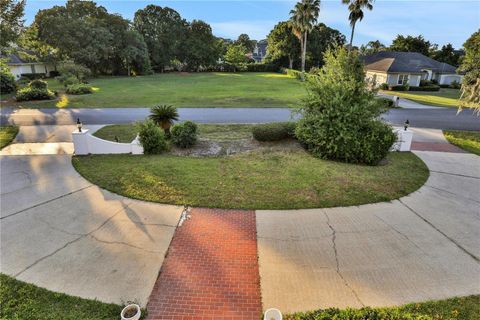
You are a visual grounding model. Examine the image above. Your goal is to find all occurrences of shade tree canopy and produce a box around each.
[0,0,25,49]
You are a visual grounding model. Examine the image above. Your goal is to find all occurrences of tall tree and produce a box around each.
[183,20,219,71]
[431,43,463,67]
[235,33,254,52]
[290,0,321,80]
[266,21,300,69]
[133,5,188,72]
[307,23,346,68]
[224,44,248,65]
[342,0,373,52]
[0,0,25,49]
[118,30,152,76]
[458,30,480,113]
[390,35,432,56]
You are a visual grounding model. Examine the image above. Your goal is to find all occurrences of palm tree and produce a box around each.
[343,0,374,52]
[290,0,321,81]
[149,105,179,137]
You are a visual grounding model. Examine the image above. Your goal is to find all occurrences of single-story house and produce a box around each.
[363,51,463,87]
[2,51,55,80]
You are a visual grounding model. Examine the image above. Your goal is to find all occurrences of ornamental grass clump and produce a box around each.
[295,47,396,165]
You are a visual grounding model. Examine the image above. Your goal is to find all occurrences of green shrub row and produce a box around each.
[171,121,198,148]
[66,83,94,95]
[252,122,296,142]
[282,68,316,81]
[284,307,433,320]
[408,85,440,91]
[15,87,55,101]
[201,62,279,73]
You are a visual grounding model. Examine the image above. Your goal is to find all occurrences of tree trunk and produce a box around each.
[301,31,308,81]
[349,22,356,53]
[288,55,293,69]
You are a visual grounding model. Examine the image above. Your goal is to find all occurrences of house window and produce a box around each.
[398,74,409,85]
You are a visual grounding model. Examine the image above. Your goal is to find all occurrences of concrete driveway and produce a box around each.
[0,155,183,306]
[257,150,480,313]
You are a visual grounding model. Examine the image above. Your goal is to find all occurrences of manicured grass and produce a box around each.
[6,72,306,109]
[381,88,460,108]
[0,125,18,149]
[444,130,480,155]
[285,295,480,320]
[0,273,128,320]
[72,151,428,210]
[93,123,255,143]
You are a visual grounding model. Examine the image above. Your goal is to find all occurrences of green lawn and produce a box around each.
[93,123,255,143]
[5,72,306,109]
[444,130,480,155]
[285,295,480,320]
[381,88,460,108]
[0,125,18,149]
[0,274,130,320]
[72,151,428,210]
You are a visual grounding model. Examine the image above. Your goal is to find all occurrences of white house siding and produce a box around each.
[8,63,54,79]
[408,75,421,87]
[438,74,463,85]
[365,71,387,87]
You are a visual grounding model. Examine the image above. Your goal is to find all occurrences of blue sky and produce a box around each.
[24,0,480,48]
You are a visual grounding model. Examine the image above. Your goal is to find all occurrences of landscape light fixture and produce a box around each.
[404,119,409,131]
[77,118,83,132]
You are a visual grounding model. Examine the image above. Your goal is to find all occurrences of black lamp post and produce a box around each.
[77,118,83,132]
[404,119,409,131]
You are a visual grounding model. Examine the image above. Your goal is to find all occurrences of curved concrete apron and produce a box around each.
[257,150,480,312]
[0,155,183,306]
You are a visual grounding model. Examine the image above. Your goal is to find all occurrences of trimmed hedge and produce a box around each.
[388,85,409,91]
[252,122,296,142]
[171,121,198,148]
[408,85,440,91]
[284,307,433,320]
[66,83,94,95]
[29,79,48,90]
[19,73,45,80]
[15,87,55,101]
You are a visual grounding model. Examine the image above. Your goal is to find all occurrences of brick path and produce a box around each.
[411,141,466,153]
[146,208,262,320]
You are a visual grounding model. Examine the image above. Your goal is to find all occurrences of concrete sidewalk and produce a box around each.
[0,155,183,306]
[257,150,480,313]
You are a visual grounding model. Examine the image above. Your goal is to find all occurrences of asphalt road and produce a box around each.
[1,107,479,130]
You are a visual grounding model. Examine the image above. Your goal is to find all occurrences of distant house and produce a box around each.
[2,51,55,80]
[363,51,463,87]
[252,40,268,63]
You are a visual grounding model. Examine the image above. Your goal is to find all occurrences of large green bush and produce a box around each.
[284,307,432,320]
[15,80,55,102]
[66,83,94,95]
[57,62,91,87]
[295,47,396,165]
[252,122,296,141]
[0,62,16,94]
[171,121,198,148]
[137,119,167,154]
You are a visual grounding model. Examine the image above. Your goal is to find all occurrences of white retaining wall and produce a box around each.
[72,129,143,155]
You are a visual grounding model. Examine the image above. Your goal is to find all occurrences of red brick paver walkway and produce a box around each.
[146,208,262,320]
[411,141,466,153]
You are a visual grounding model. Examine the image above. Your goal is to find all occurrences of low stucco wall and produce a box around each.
[72,129,143,155]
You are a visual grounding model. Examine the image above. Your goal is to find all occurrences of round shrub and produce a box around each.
[296,47,396,165]
[252,122,296,141]
[15,87,55,101]
[29,79,48,90]
[138,119,167,154]
[379,83,389,90]
[171,121,198,148]
[1,63,16,94]
[57,75,80,87]
[66,83,93,95]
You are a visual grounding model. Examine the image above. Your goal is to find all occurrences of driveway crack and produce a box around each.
[399,199,479,263]
[323,210,365,307]
[14,202,132,277]
[89,235,161,254]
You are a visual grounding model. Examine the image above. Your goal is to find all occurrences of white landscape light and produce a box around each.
[264,308,282,320]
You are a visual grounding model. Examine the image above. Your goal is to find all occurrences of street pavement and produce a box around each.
[1,106,479,130]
